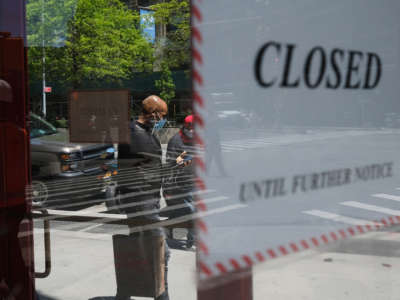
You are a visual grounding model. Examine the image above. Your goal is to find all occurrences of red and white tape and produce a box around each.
[197,216,400,278]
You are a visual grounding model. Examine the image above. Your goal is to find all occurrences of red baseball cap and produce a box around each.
[184,115,193,128]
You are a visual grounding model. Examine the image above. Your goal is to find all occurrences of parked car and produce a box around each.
[29,113,116,207]
[217,110,251,128]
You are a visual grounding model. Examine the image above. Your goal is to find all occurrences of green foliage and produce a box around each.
[151,0,190,70]
[66,0,154,87]
[155,61,176,103]
[26,0,76,84]
[26,0,77,47]
[26,0,155,88]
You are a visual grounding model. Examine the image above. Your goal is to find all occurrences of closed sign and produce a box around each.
[193,0,400,280]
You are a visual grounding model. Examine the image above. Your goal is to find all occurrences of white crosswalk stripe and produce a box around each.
[340,201,400,215]
[31,200,247,239]
[222,143,258,150]
[223,140,271,146]
[220,144,248,150]
[303,209,381,226]
[373,193,400,202]
[303,188,400,227]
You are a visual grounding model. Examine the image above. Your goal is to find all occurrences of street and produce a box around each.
[199,127,400,275]
[30,127,400,299]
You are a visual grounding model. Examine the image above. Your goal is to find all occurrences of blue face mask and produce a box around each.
[151,119,167,134]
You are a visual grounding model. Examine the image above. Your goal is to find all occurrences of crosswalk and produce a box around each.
[303,209,381,226]
[302,190,400,227]
[34,182,400,241]
[32,176,243,238]
[178,129,387,156]
[31,127,400,242]
[219,129,390,153]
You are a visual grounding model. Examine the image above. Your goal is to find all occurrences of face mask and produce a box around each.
[183,127,194,139]
[151,119,167,134]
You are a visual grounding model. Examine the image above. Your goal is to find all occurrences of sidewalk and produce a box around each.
[34,227,196,300]
[34,224,400,300]
[252,228,400,300]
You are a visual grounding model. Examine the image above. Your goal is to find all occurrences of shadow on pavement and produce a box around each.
[36,291,59,300]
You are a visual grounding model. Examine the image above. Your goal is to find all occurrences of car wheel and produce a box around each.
[29,180,49,207]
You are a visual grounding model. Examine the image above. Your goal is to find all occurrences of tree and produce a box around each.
[66,0,155,88]
[26,0,76,83]
[26,0,154,88]
[150,0,190,70]
[155,61,175,104]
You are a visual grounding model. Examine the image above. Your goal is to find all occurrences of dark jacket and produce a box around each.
[164,131,195,198]
[118,121,163,214]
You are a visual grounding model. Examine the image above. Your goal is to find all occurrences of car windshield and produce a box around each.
[30,113,58,138]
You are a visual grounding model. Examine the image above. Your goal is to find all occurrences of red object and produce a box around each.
[198,268,253,300]
[184,114,193,127]
[0,28,35,300]
[0,79,12,102]
[44,86,52,93]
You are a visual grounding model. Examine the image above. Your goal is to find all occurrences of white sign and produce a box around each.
[194,0,400,280]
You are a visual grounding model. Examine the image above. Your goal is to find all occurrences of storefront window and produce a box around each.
[2,0,400,299]
[26,0,195,299]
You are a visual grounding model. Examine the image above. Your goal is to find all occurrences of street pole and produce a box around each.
[41,0,46,117]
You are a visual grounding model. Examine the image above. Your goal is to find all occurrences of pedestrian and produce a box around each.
[164,115,196,248]
[205,109,228,176]
[115,95,181,300]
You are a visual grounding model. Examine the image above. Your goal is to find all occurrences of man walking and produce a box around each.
[115,95,173,300]
[164,115,196,248]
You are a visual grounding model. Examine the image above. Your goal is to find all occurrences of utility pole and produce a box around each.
[41,0,46,117]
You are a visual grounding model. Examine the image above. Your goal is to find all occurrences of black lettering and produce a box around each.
[363,52,382,89]
[356,166,369,181]
[355,167,363,180]
[272,178,286,196]
[264,179,273,198]
[292,176,301,193]
[343,168,352,184]
[385,162,393,177]
[255,41,281,87]
[375,164,384,178]
[253,182,263,198]
[278,178,286,196]
[310,174,319,190]
[304,47,326,89]
[326,49,344,89]
[374,164,383,179]
[327,170,339,187]
[369,165,376,179]
[280,44,300,88]
[272,179,279,196]
[345,51,364,89]
[292,175,307,192]
[320,172,329,188]
[239,183,247,202]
